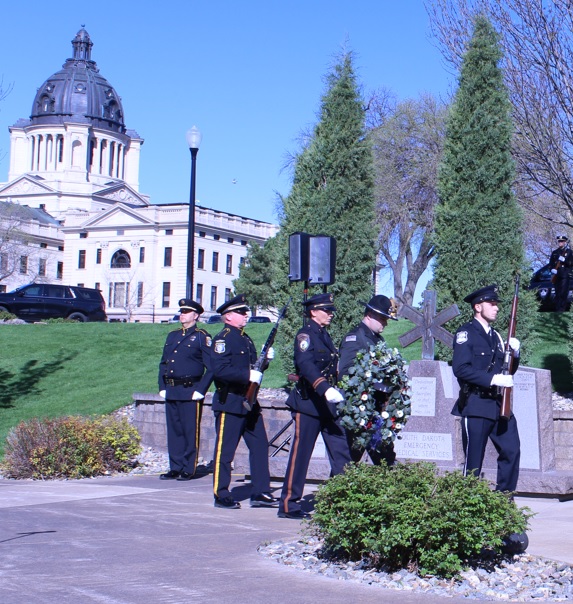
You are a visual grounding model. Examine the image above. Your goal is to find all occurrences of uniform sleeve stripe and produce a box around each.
[312,377,326,389]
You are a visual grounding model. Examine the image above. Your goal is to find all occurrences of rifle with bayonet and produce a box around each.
[244,299,291,411]
[500,275,520,420]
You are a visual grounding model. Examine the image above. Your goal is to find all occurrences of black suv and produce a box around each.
[528,264,573,311]
[0,283,107,322]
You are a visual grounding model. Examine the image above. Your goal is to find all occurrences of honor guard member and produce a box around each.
[339,295,398,466]
[158,298,213,481]
[211,294,278,509]
[549,235,573,312]
[452,285,521,492]
[278,293,351,519]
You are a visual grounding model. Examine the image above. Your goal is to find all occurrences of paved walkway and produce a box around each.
[0,473,571,604]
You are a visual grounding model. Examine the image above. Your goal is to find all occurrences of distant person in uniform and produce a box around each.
[549,235,573,312]
[278,293,351,520]
[339,295,398,466]
[210,294,278,509]
[451,285,521,492]
[158,298,213,481]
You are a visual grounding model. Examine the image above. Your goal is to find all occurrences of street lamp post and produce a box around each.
[185,126,202,300]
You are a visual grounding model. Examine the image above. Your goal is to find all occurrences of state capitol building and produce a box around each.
[0,28,278,322]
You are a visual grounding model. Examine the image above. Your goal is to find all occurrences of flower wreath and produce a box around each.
[337,340,412,452]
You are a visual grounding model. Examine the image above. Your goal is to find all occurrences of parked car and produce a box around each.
[528,264,573,311]
[168,314,180,323]
[248,316,271,323]
[0,283,107,322]
[206,314,223,324]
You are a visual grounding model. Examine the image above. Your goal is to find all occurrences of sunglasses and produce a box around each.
[179,309,194,314]
[233,309,249,315]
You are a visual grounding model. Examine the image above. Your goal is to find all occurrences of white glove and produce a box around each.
[249,369,263,384]
[491,374,514,388]
[551,268,558,275]
[266,347,275,360]
[192,391,204,400]
[325,387,344,403]
[159,390,166,399]
[508,337,520,353]
[559,256,565,262]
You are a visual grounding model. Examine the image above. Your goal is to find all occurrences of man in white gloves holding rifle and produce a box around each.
[211,294,278,510]
[278,293,351,519]
[452,284,521,492]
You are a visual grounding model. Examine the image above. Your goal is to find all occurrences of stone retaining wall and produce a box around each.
[554,410,573,471]
[132,390,573,482]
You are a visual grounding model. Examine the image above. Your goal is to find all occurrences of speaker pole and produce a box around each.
[303,280,309,327]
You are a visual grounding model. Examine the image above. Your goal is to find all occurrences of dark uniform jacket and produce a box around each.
[451,318,519,420]
[339,321,382,378]
[549,245,573,278]
[211,325,258,415]
[158,326,214,400]
[287,320,338,418]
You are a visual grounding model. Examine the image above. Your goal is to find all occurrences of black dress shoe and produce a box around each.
[250,493,280,508]
[159,470,180,480]
[176,471,194,481]
[214,496,241,509]
[277,510,311,519]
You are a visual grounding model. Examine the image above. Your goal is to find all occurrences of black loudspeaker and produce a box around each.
[288,232,310,282]
[308,235,336,285]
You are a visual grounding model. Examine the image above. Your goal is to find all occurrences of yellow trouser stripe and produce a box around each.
[213,412,226,497]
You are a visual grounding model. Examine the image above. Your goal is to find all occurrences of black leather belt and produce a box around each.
[470,385,499,399]
[164,377,197,387]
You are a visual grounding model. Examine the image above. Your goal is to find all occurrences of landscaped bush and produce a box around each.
[309,461,532,579]
[0,310,18,321]
[2,415,141,479]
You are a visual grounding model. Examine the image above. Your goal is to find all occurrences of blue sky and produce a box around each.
[0,1,455,227]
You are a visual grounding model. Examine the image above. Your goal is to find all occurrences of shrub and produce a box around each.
[2,415,141,479]
[44,317,79,323]
[309,461,532,578]
[0,310,18,321]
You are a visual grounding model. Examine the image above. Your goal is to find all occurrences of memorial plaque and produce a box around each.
[512,370,540,469]
[411,376,437,417]
[394,432,453,461]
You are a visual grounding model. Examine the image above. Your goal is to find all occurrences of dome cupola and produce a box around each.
[30,27,126,134]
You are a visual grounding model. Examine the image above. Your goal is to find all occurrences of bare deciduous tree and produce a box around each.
[426,0,573,241]
[369,92,447,306]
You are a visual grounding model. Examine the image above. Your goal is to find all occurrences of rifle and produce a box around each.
[500,275,520,420]
[244,298,291,411]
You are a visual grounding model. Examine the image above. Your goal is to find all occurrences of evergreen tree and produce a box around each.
[433,15,536,360]
[275,52,377,374]
[232,237,279,312]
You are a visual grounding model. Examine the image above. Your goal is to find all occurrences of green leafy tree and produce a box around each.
[232,236,280,313]
[275,52,377,374]
[433,15,537,359]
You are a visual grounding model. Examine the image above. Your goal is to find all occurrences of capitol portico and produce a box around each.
[0,28,277,322]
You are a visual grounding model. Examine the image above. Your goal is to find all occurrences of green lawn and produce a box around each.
[0,311,569,456]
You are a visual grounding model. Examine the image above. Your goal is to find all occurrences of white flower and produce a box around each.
[370,351,376,357]
[359,405,366,412]
[395,423,402,430]
[364,370,372,378]
[361,393,368,401]
[359,418,366,426]
[381,411,389,419]
[396,410,404,418]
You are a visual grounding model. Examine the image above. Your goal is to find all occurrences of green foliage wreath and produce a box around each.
[337,340,412,452]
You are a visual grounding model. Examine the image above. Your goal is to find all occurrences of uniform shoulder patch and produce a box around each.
[456,331,468,344]
[345,335,357,342]
[297,333,310,352]
[205,336,212,347]
[214,340,226,354]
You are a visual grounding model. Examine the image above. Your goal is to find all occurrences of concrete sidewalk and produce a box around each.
[0,473,571,604]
